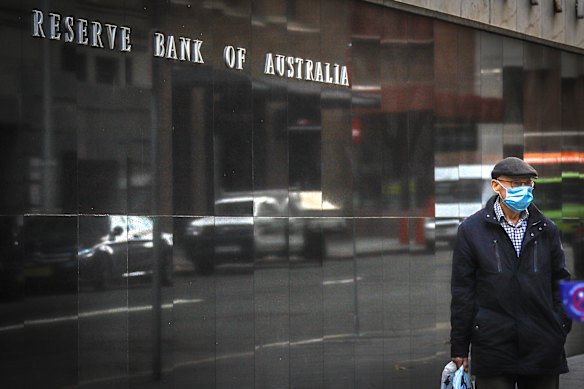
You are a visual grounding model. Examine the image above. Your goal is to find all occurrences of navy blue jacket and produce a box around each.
[450,195,572,376]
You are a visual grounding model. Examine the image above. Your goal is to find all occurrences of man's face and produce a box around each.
[491,175,534,199]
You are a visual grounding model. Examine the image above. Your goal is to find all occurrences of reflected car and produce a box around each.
[22,216,173,291]
[183,192,348,274]
[78,216,173,288]
[185,215,254,274]
[184,194,266,274]
[423,218,460,250]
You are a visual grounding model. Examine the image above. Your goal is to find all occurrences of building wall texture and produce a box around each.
[368,0,584,51]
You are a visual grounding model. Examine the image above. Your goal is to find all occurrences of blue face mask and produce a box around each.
[497,181,533,212]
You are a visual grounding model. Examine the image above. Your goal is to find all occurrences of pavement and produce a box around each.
[561,354,584,387]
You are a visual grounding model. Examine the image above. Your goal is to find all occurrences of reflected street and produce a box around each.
[1,234,452,388]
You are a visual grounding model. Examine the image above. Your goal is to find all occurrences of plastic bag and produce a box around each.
[452,365,473,389]
[440,361,457,389]
[440,362,473,389]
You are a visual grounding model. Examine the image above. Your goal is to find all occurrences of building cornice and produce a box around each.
[363,0,584,55]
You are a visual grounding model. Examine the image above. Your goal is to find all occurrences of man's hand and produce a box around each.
[452,357,469,372]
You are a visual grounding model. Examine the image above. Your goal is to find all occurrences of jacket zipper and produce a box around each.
[494,239,502,273]
[533,240,538,273]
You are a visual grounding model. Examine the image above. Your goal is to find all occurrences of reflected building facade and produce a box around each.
[1,0,583,388]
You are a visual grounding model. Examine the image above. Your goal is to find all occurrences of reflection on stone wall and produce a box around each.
[0,0,583,387]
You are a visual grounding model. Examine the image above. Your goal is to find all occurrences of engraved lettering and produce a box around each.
[49,13,61,40]
[286,56,295,78]
[104,24,116,49]
[340,66,349,86]
[120,26,131,52]
[224,45,236,68]
[236,47,246,70]
[261,54,349,87]
[166,35,177,59]
[153,32,203,64]
[324,63,333,83]
[30,9,132,54]
[179,37,191,61]
[63,16,75,42]
[192,40,204,63]
[223,46,245,70]
[76,18,88,45]
[333,64,340,84]
[294,58,304,80]
[314,62,324,82]
[264,53,275,75]
[91,21,104,48]
[32,9,45,38]
[154,32,165,57]
[275,54,285,76]
[305,59,314,81]
[29,9,347,85]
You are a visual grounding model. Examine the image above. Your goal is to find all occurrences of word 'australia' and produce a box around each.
[153,32,204,64]
[31,9,131,52]
[264,53,349,87]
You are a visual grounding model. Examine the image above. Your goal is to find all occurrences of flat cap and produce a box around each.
[491,157,538,179]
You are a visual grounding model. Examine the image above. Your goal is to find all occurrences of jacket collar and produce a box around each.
[483,195,544,227]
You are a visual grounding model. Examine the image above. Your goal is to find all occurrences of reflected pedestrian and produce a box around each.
[450,157,572,388]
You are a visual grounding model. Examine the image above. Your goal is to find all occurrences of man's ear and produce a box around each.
[491,179,500,193]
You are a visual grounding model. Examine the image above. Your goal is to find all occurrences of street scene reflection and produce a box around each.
[181,192,348,275]
[17,216,173,293]
[1,214,582,387]
[0,0,583,387]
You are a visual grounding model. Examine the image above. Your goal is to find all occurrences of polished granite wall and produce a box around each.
[0,0,583,388]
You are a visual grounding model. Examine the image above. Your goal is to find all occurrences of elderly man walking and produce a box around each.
[450,157,572,389]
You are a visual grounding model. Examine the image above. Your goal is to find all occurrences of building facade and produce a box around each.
[0,0,583,387]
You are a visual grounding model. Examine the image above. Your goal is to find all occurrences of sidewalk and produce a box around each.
[561,354,584,387]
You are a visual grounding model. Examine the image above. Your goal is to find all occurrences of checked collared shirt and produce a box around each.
[494,198,529,257]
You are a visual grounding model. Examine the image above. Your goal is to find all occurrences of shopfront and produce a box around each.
[1,0,583,387]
